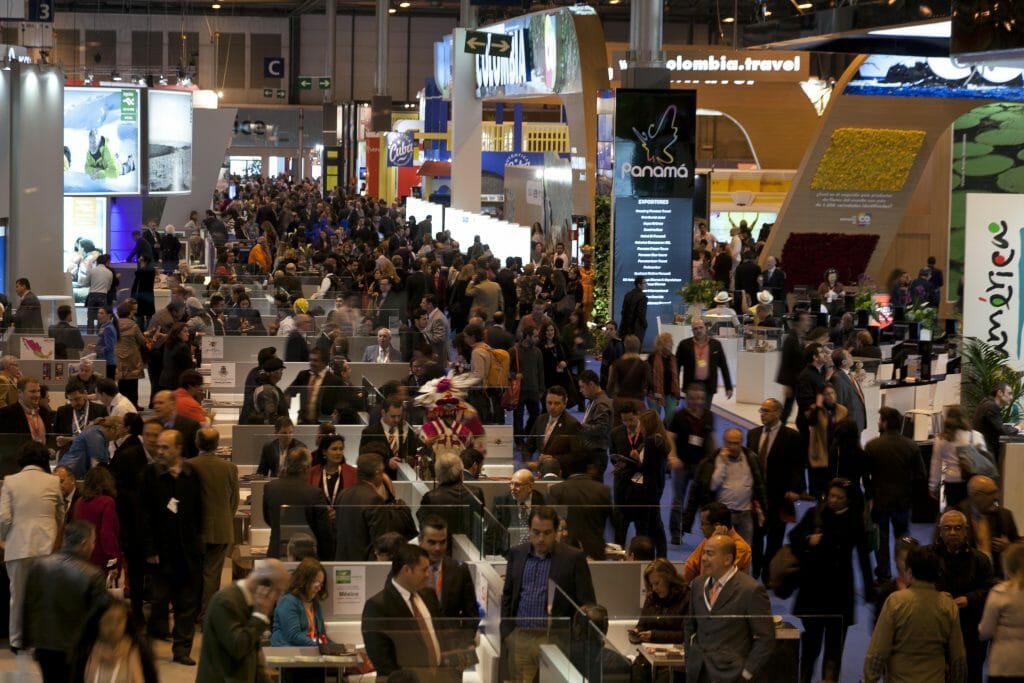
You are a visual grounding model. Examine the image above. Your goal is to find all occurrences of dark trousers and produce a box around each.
[118,379,139,408]
[148,562,201,657]
[872,507,911,580]
[34,649,69,683]
[964,631,988,683]
[799,616,848,683]
[513,397,541,444]
[622,486,667,557]
[780,387,796,425]
[85,292,106,334]
[753,506,788,580]
[668,466,695,539]
[104,364,116,380]
[124,545,146,626]
[199,543,229,622]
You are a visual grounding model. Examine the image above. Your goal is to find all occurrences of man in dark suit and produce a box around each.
[52,379,107,454]
[776,311,812,425]
[548,456,612,560]
[362,543,462,682]
[0,378,47,473]
[284,349,348,426]
[188,428,240,620]
[523,386,581,474]
[359,397,424,480]
[257,417,307,477]
[746,398,805,579]
[578,370,613,480]
[974,382,1021,458]
[618,276,648,348]
[284,314,312,363]
[53,466,80,525]
[334,453,387,561]
[500,506,596,682]
[418,515,480,650]
[958,475,1022,580]
[197,559,289,683]
[610,404,644,546]
[761,255,786,301]
[13,278,42,333]
[262,447,333,560]
[675,318,733,406]
[685,534,775,683]
[492,469,546,549]
[151,390,200,458]
[141,428,204,665]
[830,348,867,431]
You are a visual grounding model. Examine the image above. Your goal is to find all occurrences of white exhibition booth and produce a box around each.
[406,196,532,264]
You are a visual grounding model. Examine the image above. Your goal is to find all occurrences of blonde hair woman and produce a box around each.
[980,543,1024,681]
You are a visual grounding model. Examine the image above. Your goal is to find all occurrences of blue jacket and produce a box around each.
[57,425,109,479]
[270,592,327,646]
[94,320,117,366]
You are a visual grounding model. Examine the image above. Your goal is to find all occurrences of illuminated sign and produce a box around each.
[475,29,530,91]
[610,46,808,83]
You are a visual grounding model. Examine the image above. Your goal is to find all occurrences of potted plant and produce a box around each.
[853,276,879,327]
[904,299,939,340]
[677,279,720,322]
[962,337,1024,422]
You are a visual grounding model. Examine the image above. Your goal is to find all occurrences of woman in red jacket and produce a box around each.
[72,465,122,581]
[307,435,357,507]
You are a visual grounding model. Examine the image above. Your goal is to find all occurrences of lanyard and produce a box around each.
[73,404,89,434]
[322,469,342,503]
[627,430,640,451]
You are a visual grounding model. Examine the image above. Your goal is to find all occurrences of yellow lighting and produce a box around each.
[722,16,735,22]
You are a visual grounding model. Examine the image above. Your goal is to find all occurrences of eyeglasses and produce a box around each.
[939,525,966,532]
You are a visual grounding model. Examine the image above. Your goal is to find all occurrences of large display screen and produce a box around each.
[62,197,108,273]
[612,89,697,350]
[148,89,194,194]
[63,86,141,195]
[845,55,1024,102]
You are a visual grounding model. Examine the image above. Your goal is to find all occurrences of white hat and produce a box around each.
[756,290,774,305]
[713,291,732,304]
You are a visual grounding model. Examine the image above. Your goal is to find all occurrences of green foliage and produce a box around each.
[587,323,608,358]
[905,299,939,336]
[962,337,1024,421]
[678,278,720,308]
[853,277,880,321]
[592,194,611,324]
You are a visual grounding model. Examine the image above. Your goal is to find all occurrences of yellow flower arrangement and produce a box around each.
[810,128,926,192]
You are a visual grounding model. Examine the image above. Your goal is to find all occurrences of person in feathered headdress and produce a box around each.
[416,373,487,465]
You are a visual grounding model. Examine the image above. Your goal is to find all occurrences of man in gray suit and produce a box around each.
[830,349,867,431]
[578,370,613,480]
[685,534,775,682]
[361,328,400,363]
[421,295,450,364]
[188,428,240,620]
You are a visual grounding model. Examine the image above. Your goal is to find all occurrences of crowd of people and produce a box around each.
[0,175,1019,683]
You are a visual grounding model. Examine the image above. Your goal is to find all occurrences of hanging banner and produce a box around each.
[611,89,696,350]
[386,132,415,167]
[964,193,1024,368]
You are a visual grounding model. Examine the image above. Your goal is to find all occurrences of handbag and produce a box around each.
[501,347,522,410]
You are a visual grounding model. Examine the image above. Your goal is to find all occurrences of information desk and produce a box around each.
[262,646,361,675]
[735,350,784,404]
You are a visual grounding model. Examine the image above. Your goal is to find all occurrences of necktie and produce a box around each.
[306,372,321,421]
[26,410,44,444]
[759,426,772,472]
[709,581,722,607]
[389,426,399,457]
[543,417,556,450]
[409,594,441,667]
[851,371,865,404]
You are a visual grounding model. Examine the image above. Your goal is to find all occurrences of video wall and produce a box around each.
[63,86,194,197]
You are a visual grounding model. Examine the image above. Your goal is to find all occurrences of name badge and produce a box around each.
[688,435,704,447]
[697,359,708,368]
[167,497,179,514]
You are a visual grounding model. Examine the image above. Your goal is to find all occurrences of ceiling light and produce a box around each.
[722,16,735,22]
[609,0,621,4]
[869,19,950,37]
[796,2,812,8]
[388,6,396,12]
[111,70,122,81]
[211,3,221,8]
[399,2,410,7]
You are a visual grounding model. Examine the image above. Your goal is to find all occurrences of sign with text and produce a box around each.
[612,89,696,350]
[610,46,808,83]
[263,57,284,79]
[386,131,414,167]
[963,193,1024,369]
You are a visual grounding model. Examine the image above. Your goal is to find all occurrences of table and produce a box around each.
[638,643,684,679]
[263,645,361,679]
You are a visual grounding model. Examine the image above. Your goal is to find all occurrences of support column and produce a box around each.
[325,0,336,104]
[450,27,481,212]
[623,0,669,89]
[459,0,477,30]
[372,0,392,132]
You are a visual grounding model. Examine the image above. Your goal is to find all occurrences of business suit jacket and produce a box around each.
[684,571,775,682]
[166,414,201,459]
[333,480,385,561]
[745,425,805,518]
[286,369,347,424]
[14,291,43,333]
[762,267,786,301]
[359,422,425,479]
[418,482,484,539]
[830,369,867,431]
[196,583,271,683]
[257,438,306,477]
[262,475,333,559]
[548,474,612,559]
[140,461,204,569]
[776,332,804,388]
[957,500,1021,579]
[580,393,613,455]
[0,465,64,561]
[524,411,581,468]
[52,402,108,436]
[425,556,481,648]
[188,452,240,545]
[619,287,648,344]
[492,490,546,532]
[361,343,400,363]
[676,337,734,396]
[423,308,451,363]
[284,330,309,363]
[500,541,596,641]
[362,579,456,681]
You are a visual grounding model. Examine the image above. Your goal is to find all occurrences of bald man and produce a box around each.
[685,534,775,683]
[188,428,240,620]
[492,469,546,547]
[198,558,290,682]
[931,509,995,683]
[151,389,200,458]
[957,475,1021,579]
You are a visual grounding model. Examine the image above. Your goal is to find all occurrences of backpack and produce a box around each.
[485,347,510,389]
[957,433,999,479]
